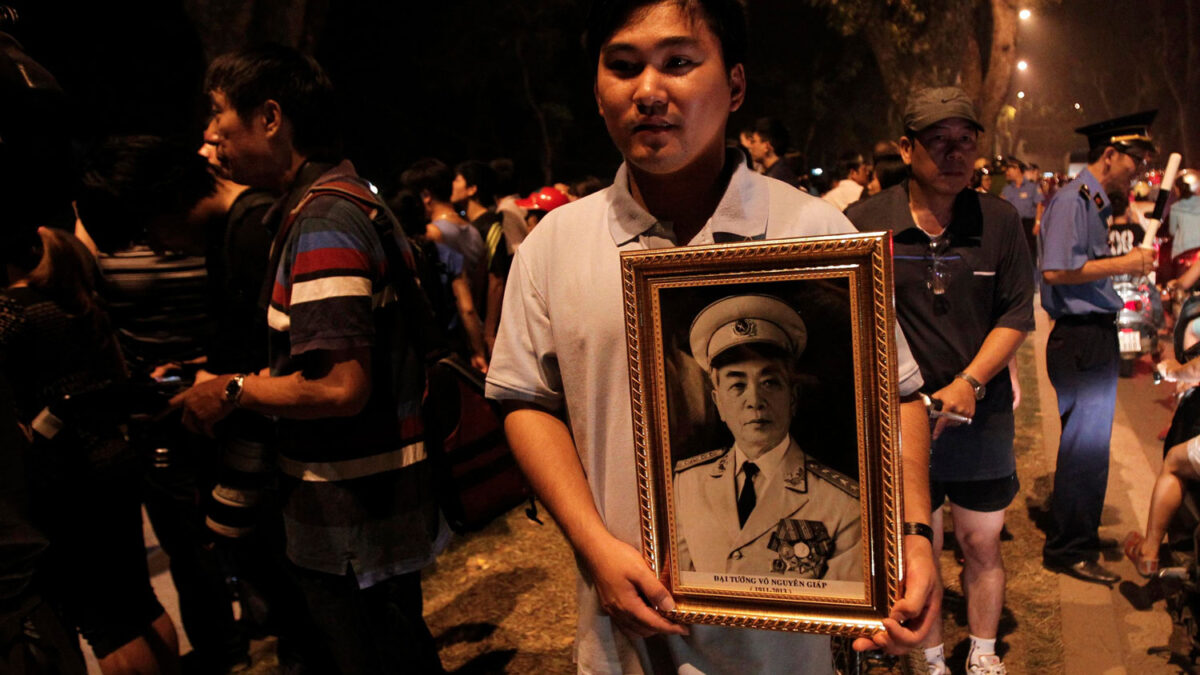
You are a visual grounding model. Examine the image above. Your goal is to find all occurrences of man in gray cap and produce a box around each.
[1038,111,1157,587]
[847,85,1034,675]
[674,295,861,580]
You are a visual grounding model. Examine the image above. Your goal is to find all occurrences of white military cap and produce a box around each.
[688,294,807,372]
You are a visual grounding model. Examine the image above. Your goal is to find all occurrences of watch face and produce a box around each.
[225,376,242,402]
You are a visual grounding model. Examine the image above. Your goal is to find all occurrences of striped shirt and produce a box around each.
[266,161,448,586]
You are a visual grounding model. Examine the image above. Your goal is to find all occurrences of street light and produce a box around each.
[1019,8,1032,20]
[1074,102,1081,110]
[1017,91,1025,99]
[1017,60,1028,71]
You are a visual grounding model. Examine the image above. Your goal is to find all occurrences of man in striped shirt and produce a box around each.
[171,44,448,673]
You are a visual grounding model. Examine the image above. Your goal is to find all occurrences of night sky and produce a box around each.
[6,0,1192,192]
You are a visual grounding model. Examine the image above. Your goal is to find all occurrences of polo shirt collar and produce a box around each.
[608,149,769,247]
[888,180,983,245]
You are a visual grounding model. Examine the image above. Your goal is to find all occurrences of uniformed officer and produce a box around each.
[1039,111,1158,585]
[1000,156,1043,260]
[673,294,862,581]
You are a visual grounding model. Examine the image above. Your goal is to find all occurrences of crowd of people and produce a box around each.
[2,0,1197,674]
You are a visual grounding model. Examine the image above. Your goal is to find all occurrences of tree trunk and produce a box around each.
[978,0,1018,157]
[182,0,329,61]
[514,35,554,185]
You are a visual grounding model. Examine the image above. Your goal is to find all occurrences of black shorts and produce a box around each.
[930,473,1020,512]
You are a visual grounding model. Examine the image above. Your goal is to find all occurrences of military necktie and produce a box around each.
[737,461,758,527]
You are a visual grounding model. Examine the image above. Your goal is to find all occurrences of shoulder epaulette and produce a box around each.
[674,448,728,473]
[1078,184,1091,200]
[807,460,860,499]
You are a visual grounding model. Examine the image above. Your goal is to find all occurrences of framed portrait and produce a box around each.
[620,231,904,637]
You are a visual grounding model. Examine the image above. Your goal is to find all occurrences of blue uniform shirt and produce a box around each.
[1001,180,1042,220]
[1038,167,1122,319]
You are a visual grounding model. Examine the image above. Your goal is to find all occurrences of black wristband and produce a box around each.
[903,521,934,543]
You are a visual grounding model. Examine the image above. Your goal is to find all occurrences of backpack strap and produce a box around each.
[268,173,443,359]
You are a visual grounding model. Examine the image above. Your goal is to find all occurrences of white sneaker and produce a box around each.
[967,653,1007,675]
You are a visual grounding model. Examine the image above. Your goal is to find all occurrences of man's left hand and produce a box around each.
[169,374,235,437]
[930,377,976,439]
[852,534,939,654]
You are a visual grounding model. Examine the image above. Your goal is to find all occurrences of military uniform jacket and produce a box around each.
[673,438,862,581]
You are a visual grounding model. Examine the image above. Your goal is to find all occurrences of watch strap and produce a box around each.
[955,372,985,400]
[903,521,934,543]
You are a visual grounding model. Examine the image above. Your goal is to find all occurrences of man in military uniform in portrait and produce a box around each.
[1039,111,1158,585]
[673,294,862,581]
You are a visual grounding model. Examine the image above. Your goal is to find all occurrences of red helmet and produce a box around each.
[515,186,570,213]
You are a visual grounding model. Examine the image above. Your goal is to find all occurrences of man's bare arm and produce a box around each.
[931,327,1027,437]
[502,402,686,638]
[1042,248,1153,285]
[452,273,489,372]
[855,396,938,653]
[171,347,371,435]
[484,272,505,354]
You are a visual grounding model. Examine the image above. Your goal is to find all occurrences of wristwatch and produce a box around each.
[903,521,934,544]
[955,372,985,401]
[224,374,247,407]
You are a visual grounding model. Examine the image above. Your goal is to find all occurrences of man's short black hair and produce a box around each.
[401,158,454,204]
[455,160,497,206]
[835,151,865,180]
[204,44,340,161]
[76,135,217,254]
[753,117,789,154]
[1004,156,1026,171]
[1087,144,1110,164]
[873,155,909,191]
[386,189,429,238]
[584,0,747,72]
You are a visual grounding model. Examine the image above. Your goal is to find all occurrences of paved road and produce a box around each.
[78,298,1198,674]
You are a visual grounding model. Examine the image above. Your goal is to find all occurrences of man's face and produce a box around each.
[1101,148,1145,192]
[204,90,274,189]
[902,118,978,197]
[710,355,794,458]
[851,163,872,186]
[450,174,474,206]
[594,2,745,176]
[748,133,770,162]
[1005,165,1022,183]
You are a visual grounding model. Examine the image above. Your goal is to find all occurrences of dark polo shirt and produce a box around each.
[846,181,1035,481]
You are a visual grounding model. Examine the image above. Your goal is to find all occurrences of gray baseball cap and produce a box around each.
[903,86,984,134]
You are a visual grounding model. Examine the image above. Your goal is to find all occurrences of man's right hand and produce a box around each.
[1123,247,1155,276]
[581,534,688,639]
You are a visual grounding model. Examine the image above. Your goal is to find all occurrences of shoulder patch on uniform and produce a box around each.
[807,461,860,499]
[1078,184,1091,200]
[1093,193,1105,209]
[674,448,728,473]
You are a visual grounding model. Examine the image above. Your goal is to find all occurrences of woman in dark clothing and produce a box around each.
[0,226,180,674]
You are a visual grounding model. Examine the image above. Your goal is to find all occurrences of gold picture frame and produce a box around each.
[620,231,904,637]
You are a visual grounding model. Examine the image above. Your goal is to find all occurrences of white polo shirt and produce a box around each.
[486,153,922,675]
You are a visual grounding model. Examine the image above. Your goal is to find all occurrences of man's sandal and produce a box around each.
[1123,531,1160,578]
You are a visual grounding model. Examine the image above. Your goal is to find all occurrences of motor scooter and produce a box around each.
[1115,273,1164,377]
